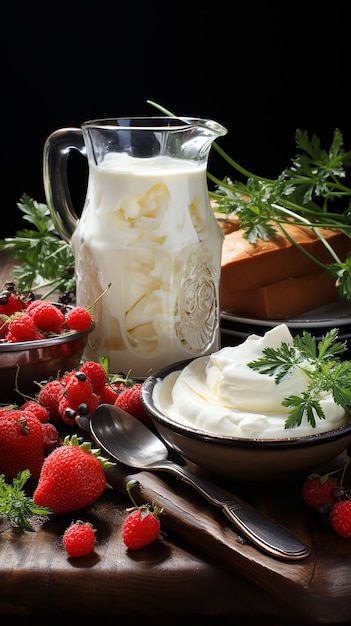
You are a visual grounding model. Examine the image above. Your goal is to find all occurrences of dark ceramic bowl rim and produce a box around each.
[0,321,95,353]
[142,358,351,450]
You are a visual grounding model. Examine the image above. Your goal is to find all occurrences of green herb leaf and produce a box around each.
[248,330,351,429]
[0,469,53,531]
[0,193,76,297]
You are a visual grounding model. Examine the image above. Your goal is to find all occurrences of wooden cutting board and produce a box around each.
[104,450,351,624]
[2,452,349,623]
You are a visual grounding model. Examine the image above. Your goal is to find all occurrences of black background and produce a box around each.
[1,1,350,237]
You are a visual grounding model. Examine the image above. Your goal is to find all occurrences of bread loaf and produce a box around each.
[221,271,341,319]
[219,223,350,319]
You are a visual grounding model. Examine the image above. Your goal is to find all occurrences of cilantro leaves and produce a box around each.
[247,329,351,429]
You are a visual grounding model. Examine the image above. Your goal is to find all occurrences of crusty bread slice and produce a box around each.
[219,223,350,318]
[220,271,341,319]
[220,223,350,293]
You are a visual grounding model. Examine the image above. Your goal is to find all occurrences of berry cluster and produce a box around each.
[301,460,351,537]
[36,361,151,427]
[0,359,151,483]
[0,282,92,342]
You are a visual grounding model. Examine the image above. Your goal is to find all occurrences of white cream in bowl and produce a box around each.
[152,324,347,439]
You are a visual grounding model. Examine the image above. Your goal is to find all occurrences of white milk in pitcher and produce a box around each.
[71,154,223,377]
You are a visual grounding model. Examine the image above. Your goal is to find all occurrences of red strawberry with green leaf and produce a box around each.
[33,434,115,515]
[0,407,45,479]
[122,479,162,550]
[63,520,96,557]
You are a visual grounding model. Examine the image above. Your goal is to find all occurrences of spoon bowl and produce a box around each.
[91,403,173,468]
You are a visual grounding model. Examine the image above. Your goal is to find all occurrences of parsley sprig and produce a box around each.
[0,193,76,297]
[247,329,351,429]
[0,469,53,531]
[209,129,351,300]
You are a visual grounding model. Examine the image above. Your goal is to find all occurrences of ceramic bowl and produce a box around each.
[141,359,351,484]
[0,307,95,403]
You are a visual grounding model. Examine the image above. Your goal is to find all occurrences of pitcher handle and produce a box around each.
[43,128,86,242]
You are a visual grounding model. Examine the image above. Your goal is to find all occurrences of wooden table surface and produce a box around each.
[1,252,351,626]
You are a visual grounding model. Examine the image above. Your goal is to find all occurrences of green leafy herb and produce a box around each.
[0,193,76,298]
[0,469,53,531]
[247,329,351,429]
[209,129,351,300]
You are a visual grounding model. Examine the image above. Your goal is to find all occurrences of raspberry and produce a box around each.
[330,500,351,537]
[7,313,37,342]
[301,475,339,511]
[65,306,92,332]
[28,301,65,333]
[63,520,96,557]
[79,361,107,393]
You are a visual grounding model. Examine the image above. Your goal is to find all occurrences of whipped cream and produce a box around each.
[152,324,347,439]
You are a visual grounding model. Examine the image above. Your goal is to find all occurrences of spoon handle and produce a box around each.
[162,462,310,561]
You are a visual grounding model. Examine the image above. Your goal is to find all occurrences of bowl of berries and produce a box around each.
[0,283,95,403]
[141,324,351,483]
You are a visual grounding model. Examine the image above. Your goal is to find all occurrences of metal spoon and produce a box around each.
[88,403,310,561]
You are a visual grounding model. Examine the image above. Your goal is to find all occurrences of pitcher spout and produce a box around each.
[174,116,228,164]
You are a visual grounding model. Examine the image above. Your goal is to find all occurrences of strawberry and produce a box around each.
[330,500,351,537]
[33,434,115,515]
[21,400,49,423]
[63,520,96,557]
[98,384,119,405]
[41,422,60,449]
[121,479,162,550]
[37,379,65,423]
[0,407,45,479]
[64,372,94,409]
[301,475,339,511]
[122,506,161,550]
[114,382,153,428]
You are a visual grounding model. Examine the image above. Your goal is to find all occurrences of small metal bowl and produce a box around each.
[0,306,95,403]
[141,359,351,484]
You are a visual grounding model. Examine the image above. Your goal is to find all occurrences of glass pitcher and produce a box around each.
[43,116,228,377]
